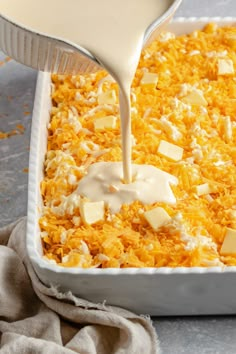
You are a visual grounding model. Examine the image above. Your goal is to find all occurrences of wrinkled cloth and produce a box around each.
[0,218,159,354]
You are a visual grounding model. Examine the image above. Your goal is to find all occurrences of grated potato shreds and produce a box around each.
[40,23,236,268]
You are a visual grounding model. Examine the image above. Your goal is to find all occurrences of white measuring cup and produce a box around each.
[0,0,182,75]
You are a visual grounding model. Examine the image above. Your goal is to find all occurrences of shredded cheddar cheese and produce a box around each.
[40,23,236,268]
[0,125,25,139]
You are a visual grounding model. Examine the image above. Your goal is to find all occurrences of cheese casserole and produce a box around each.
[40,23,236,268]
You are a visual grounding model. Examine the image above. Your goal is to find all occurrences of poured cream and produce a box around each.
[77,162,178,213]
[1,0,178,209]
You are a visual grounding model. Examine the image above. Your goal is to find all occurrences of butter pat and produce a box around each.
[80,200,105,225]
[182,89,208,106]
[144,207,171,231]
[158,140,183,161]
[98,89,116,105]
[140,72,158,86]
[196,183,211,196]
[220,228,236,255]
[94,115,117,130]
[217,59,234,75]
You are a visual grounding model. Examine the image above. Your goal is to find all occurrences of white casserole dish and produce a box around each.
[27,18,236,316]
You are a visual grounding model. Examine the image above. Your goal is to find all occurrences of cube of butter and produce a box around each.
[94,115,117,130]
[140,72,158,86]
[196,183,211,196]
[144,207,171,231]
[217,59,234,75]
[98,90,116,105]
[220,228,236,255]
[80,200,105,225]
[182,89,208,106]
[158,140,183,161]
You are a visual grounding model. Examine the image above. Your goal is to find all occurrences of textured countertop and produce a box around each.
[0,0,236,352]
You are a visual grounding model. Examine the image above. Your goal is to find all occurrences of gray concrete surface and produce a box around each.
[0,1,236,353]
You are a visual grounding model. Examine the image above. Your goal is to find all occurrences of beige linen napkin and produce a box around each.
[0,218,160,353]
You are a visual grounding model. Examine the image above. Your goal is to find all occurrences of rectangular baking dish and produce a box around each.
[27,18,236,316]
